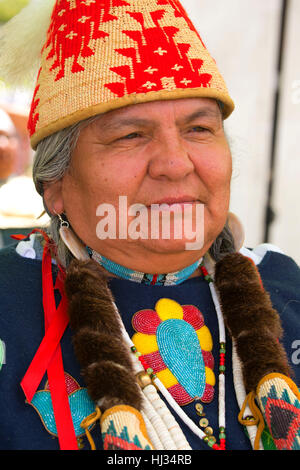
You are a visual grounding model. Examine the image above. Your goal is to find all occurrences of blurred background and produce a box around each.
[0,0,49,247]
[184,0,300,264]
[0,0,299,263]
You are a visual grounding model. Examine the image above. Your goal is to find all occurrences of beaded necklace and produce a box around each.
[86,246,202,286]
[116,262,227,450]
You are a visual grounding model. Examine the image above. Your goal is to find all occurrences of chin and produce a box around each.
[138,236,205,255]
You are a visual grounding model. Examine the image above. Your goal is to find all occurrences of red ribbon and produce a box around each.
[20,230,78,450]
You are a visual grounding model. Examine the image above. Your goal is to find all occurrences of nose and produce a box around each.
[147,132,195,181]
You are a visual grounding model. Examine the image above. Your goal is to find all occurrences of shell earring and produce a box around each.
[56,212,89,262]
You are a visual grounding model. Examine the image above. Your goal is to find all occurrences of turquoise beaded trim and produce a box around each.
[30,387,95,438]
[156,318,206,398]
[86,246,202,286]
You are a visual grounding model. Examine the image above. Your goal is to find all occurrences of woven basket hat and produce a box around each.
[28,0,235,149]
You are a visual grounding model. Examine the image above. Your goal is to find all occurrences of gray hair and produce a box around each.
[33,115,236,267]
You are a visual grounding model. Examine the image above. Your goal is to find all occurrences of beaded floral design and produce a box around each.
[29,373,95,439]
[132,298,215,406]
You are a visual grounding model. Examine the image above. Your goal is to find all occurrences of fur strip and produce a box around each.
[214,253,291,393]
[64,258,142,412]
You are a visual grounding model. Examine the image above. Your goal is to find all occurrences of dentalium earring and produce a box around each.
[55,211,89,261]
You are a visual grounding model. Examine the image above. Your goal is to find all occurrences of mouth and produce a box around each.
[147,197,199,211]
[148,196,198,205]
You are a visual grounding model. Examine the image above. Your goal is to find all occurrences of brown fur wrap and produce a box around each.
[64,258,142,412]
[213,253,291,393]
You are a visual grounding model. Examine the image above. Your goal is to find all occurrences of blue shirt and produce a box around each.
[0,243,299,450]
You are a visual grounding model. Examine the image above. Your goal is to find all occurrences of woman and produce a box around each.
[0,0,299,451]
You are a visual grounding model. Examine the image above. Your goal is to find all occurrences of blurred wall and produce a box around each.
[271,0,300,263]
[182,0,300,264]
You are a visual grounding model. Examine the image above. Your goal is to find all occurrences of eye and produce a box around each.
[121,132,141,140]
[188,126,209,134]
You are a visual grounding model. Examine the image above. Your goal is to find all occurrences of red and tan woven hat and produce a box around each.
[28,0,235,149]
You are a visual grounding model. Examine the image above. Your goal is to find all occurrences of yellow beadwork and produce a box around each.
[205,367,216,387]
[155,298,183,321]
[196,326,213,351]
[132,332,158,354]
[131,297,216,406]
[156,368,178,388]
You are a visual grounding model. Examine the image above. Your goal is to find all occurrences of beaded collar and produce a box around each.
[86,246,203,286]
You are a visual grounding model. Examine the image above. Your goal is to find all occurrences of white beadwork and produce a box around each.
[209,282,226,432]
[142,390,177,450]
[119,317,191,449]
[232,341,263,450]
[218,373,226,429]
[209,282,226,343]
[153,376,207,442]
[143,384,191,450]
[123,324,206,445]
[141,411,164,450]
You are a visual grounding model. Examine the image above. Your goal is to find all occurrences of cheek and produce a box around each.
[61,163,100,215]
[193,147,232,229]
[196,147,232,192]
[199,150,232,237]
[62,153,146,212]
[97,150,147,197]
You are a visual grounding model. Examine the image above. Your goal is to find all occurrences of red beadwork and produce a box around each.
[201,383,214,403]
[132,309,161,334]
[220,439,226,450]
[133,299,216,406]
[200,265,209,277]
[167,383,193,407]
[182,305,205,330]
[212,443,222,450]
[142,350,167,374]
[139,357,149,369]
[44,372,79,395]
[202,349,214,370]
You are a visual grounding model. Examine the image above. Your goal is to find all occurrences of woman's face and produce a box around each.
[46,98,232,272]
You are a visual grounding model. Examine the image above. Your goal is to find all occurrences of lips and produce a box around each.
[148,196,198,206]
[146,198,200,213]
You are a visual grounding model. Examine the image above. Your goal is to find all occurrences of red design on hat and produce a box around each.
[44,0,122,81]
[105,8,212,97]
[28,73,41,136]
[27,0,234,148]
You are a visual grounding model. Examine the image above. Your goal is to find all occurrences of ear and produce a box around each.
[43,179,64,216]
